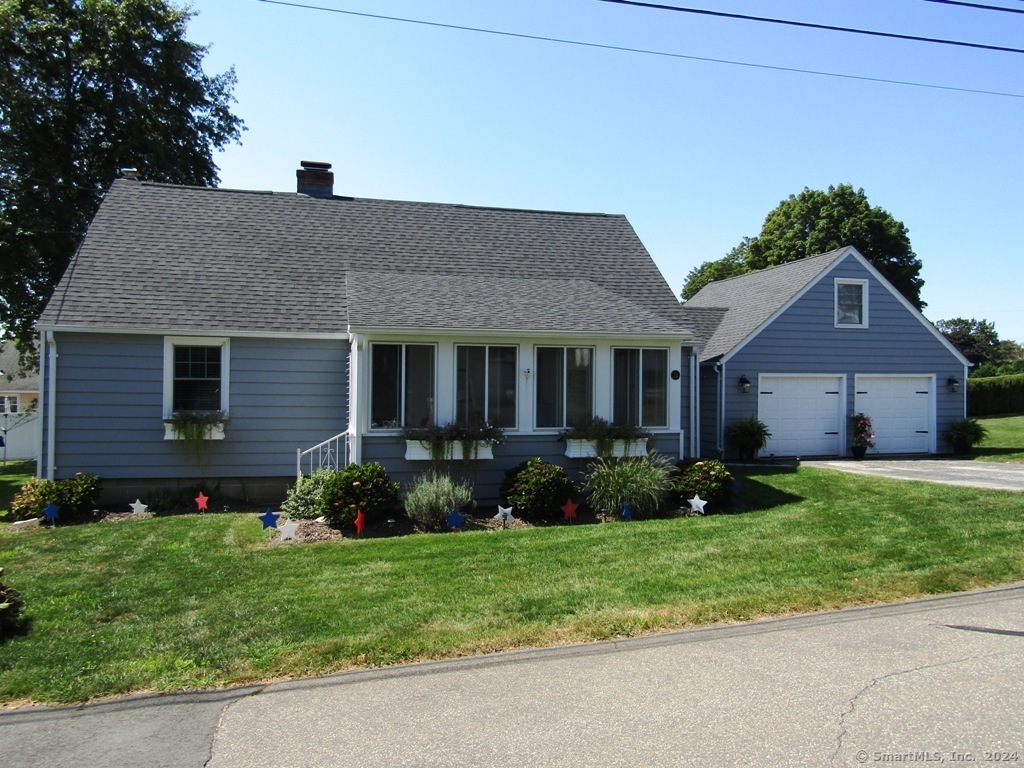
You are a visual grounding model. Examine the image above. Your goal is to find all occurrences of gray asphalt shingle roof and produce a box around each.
[682,248,850,361]
[40,180,690,339]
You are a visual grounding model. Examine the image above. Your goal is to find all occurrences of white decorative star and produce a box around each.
[494,505,515,524]
[129,499,149,515]
[279,518,301,541]
[688,494,708,514]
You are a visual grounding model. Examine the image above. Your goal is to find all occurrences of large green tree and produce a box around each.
[0,0,243,361]
[682,185,925,309]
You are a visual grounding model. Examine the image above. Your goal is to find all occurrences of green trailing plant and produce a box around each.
[281,470,332,520]
[7,473,102,522]
[725,416,772,461]
[317,462,400,528]
[402,421,505,471]
[674,459,733,511]
[562,416,650,458]
[582,453,674,520]
[499,457,578,522]
[947,418,988,454]
[167,410,226,468]
[404,472,474,532]
[0,567,25,640]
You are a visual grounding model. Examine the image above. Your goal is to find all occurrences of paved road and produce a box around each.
[801,458,1024,491]
[4,585,1022,767]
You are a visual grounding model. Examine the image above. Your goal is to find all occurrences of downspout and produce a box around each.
[689,348,699,459]
[962,362,970,419]
[715,360,725,459]
[36,331,46,478]
[350,333,364,465]
[45,331,57,480]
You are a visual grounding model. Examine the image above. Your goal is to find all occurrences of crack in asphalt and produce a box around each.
[944,624,1024,637]
[204,684,272,768]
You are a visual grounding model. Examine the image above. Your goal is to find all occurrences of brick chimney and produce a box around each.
[296,160,334,198]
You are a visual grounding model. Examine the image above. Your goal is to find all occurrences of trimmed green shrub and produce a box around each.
[968,374,1024,417]
[404,472,474,532]
[281,470,332,520]
[317,462,399,527]
[0,567,25,639]
[582,454,674,520]
[500,457,578,521]
[7,473,102,522]
[674,459,733,511]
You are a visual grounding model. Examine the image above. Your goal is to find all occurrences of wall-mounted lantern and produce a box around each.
[739,375,752,394]
[948,376,961,393]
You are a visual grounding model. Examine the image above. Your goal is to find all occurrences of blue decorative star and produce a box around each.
[42,503,61,523]
[446,508,467,531]
[621,503,633,521]
[258,508,280,530]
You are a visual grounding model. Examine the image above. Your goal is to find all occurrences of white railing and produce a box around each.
[296,431,351,481]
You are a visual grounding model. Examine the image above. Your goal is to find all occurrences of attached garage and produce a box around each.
[758,374,844,457]
[854,375,934,454]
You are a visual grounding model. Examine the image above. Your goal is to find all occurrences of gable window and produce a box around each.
[456,345,517,428]
[370,343,435,429]
[1,396,17,414]
[835,279,868,328]
[536,347,593,429]
[163,337,230,418]
[613,348,668,428]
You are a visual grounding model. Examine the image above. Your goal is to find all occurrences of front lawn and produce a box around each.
[974,414,1024,463]
[0,461,34,517]
[1,465,1023,705]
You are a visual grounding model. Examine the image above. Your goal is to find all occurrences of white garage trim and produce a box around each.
[758,374,845,458]
[854,374,936,455]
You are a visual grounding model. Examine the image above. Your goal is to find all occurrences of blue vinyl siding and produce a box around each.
[724,255,966,453]
[48,333,347,480]
[698,365,720,458]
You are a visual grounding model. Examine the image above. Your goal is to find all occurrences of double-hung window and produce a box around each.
[163,337,230,417]
[456,345,517,428]
[535,347,593,429]
[370,343,435,429]
[1,396,17,414]
[613,348,668,428]
[835,279,868,328]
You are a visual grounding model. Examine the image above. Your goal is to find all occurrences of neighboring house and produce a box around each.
[0,343,40,461]
[37,162,698,503]
[682,247,970,459]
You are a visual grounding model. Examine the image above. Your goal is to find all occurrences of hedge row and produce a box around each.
[968,374,1024,417]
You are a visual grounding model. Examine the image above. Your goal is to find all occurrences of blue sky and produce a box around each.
[187,0,1024,342]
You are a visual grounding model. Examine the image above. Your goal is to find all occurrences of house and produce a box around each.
[37,162,698,503]
[681,247,970,459]
[0,343,40,461]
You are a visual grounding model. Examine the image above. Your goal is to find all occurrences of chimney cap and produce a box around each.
[300,160,332,171]
[120,167,140,180]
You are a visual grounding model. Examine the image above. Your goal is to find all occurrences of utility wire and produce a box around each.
[922,0,1024,13]
[255,1,1024,99]
[599,0,1024,54]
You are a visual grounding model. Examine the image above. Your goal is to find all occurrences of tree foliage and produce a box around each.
[0,0,244,359]
[681,238,750,301]
[682,185,925,309]
[937,317,1024,375]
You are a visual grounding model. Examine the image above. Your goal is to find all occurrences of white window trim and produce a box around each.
[611,346,670,430]
[367,341,438,431]
[534,345,596,431]
[454,343,519,431]
[162,336,231,420]
[835,279,869,328]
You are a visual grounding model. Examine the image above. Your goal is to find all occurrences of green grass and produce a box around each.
[974,414,1024,463]
[2,465,1023,705]
[0,461,34,517]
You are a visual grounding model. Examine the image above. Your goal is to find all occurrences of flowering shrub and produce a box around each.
[7,473,102,522]
[674,459,733,511]
[317,462,399,527]
[500,457,578,522]
[850,413,876,449]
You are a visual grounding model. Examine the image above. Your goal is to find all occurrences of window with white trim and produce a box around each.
[1,396,18,414]
[163,337,230,417]
[370,343,435,429]
[835,279,868,328]
[535,347,594,429]
[456,345,517,428]
[613,348,668,428]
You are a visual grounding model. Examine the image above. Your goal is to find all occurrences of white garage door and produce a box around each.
[854,375,933,454]
[758,375,843,457]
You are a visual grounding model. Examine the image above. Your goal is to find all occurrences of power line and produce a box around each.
[922,0,1024,14]
[599,0,1024,54]
[255,1,1024,99]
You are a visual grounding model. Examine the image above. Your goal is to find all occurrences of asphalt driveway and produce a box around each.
[801,457,1024,491]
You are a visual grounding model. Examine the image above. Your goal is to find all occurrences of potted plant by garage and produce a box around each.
[850,413,875,459]
[946,418,987,455]
[725,416,771,462]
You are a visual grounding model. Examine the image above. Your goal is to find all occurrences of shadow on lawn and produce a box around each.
[730,465,803,512]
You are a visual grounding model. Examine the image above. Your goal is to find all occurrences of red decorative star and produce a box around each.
[354,509,366,536]
[195,491,209,511]
[561,498,578,522]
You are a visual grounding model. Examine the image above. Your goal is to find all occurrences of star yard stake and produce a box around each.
[621,502,633,521]
[354,509,366,536]
[258,508,280,530]
[446,508,467,531]
[495,505,515,528]
[42,503,61,523]
[561,498,578,522]
[688,494,708,515]
[279,518,301,540]
[129,499,149,516]
[195,491,209,512]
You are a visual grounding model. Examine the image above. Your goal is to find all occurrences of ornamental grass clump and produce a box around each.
[316,462,399,527]
[404,472,474,532]
[674,459,733,511]
[582,453,674,520]
[499,458,578,522]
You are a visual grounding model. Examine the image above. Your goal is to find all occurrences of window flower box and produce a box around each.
[164,421,225,441]
[404,440,494,461]
[564,438,648,459]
